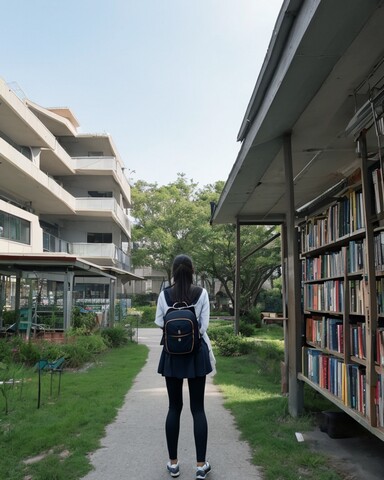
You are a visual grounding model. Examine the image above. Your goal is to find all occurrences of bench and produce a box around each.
[35,357,65,408]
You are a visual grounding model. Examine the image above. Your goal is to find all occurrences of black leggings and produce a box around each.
[165,376,208,462]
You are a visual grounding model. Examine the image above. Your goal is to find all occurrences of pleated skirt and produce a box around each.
[157,339,213,378]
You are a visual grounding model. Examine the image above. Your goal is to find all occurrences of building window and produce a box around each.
[88,151,103,157]
[87,233,112,243]
[0,210,30,244]
[88,191,113,198]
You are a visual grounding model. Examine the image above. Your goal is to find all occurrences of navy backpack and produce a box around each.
[163,287,203,355]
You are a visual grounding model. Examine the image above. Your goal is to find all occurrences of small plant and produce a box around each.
[101,326,130,347]
[0,362,24,414]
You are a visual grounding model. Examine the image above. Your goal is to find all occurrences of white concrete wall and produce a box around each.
[0,200,43,253]
[61,219,121,244]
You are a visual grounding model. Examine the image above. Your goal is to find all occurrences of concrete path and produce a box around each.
[82,328,263,480]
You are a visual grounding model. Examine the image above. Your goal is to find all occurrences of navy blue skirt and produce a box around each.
[157,339,212,379]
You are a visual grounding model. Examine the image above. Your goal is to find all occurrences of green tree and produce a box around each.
[131,176,281,312]
[131,175,203,283]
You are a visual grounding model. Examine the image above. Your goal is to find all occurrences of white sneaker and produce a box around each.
[167,461,180,478]
[196,462,211,479]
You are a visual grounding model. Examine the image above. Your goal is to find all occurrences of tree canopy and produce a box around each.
[131,174,281,312]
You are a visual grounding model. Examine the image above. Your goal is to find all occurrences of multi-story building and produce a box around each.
[125,267,169,297]
[0,78,139,330]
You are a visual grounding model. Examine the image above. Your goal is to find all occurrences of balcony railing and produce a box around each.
[70,243,131,270]
[43,232,70,253]
[42,231,131,270]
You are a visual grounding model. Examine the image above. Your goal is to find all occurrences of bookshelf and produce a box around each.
[298,141,384,441]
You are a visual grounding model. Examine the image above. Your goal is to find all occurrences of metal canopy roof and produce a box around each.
[0,254,115,278]
[213,0,384,225]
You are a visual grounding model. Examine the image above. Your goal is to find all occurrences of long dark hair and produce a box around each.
[171,254,197,303]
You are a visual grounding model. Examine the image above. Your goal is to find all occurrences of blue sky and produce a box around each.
[1,0,282,186]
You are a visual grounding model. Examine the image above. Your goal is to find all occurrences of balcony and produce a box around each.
[43,232,70,253]
[70,243,130,270]
[75,197,131,237]
[72,156,131,205]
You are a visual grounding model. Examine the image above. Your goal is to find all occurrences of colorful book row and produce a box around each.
[304,280,344,312]
[350,279,366,314]
[372,167,383,216]
[351,323,366,359]
[376,278,384,314]
[305,316,343,353]
[301,190,365,251]
[348,239,365,273]
[302,347,366,415]
[303,251,344,281]
[375,231,384,272]
[376,328,384,367]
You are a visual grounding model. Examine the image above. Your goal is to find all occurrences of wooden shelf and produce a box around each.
[298,374,384,442]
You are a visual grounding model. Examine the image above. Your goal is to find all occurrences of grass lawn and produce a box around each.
[212,324,344,480]
[0,343,148,480]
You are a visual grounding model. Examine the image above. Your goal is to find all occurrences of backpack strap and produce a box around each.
[163,287,173,307]
[163,286,203,307]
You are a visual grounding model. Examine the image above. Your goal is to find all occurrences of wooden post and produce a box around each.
[280,224,289,395]
[284,133,304,416]
[358,131,377,427]
[234,218,241,335]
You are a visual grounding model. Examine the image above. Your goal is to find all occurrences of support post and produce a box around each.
[0,276,4,330]
[15,275,21,332]
[26,278,33,341]
[280,224,289,395]
[234,218,241,335]
[63,271,74,330]
[109,278,116,327]
[358,131,377,426]
[284,133,304,416]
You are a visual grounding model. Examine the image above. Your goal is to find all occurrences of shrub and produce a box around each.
[71,307,97,333]
[2,310,16,325]
[138,306,157,326]
[18,341,41,366]
[75,334,108,353]
[242,306,262,328]
[125,314,141,329]
[213,333,253,357]
[60,343,93,368]
[208,324,233,342]
[38,341,64,362]
[0,339,12,363]
[239,321,257,337]
[101,326,129,348]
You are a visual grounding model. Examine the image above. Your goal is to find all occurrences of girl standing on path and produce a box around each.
[155,254,214,480]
